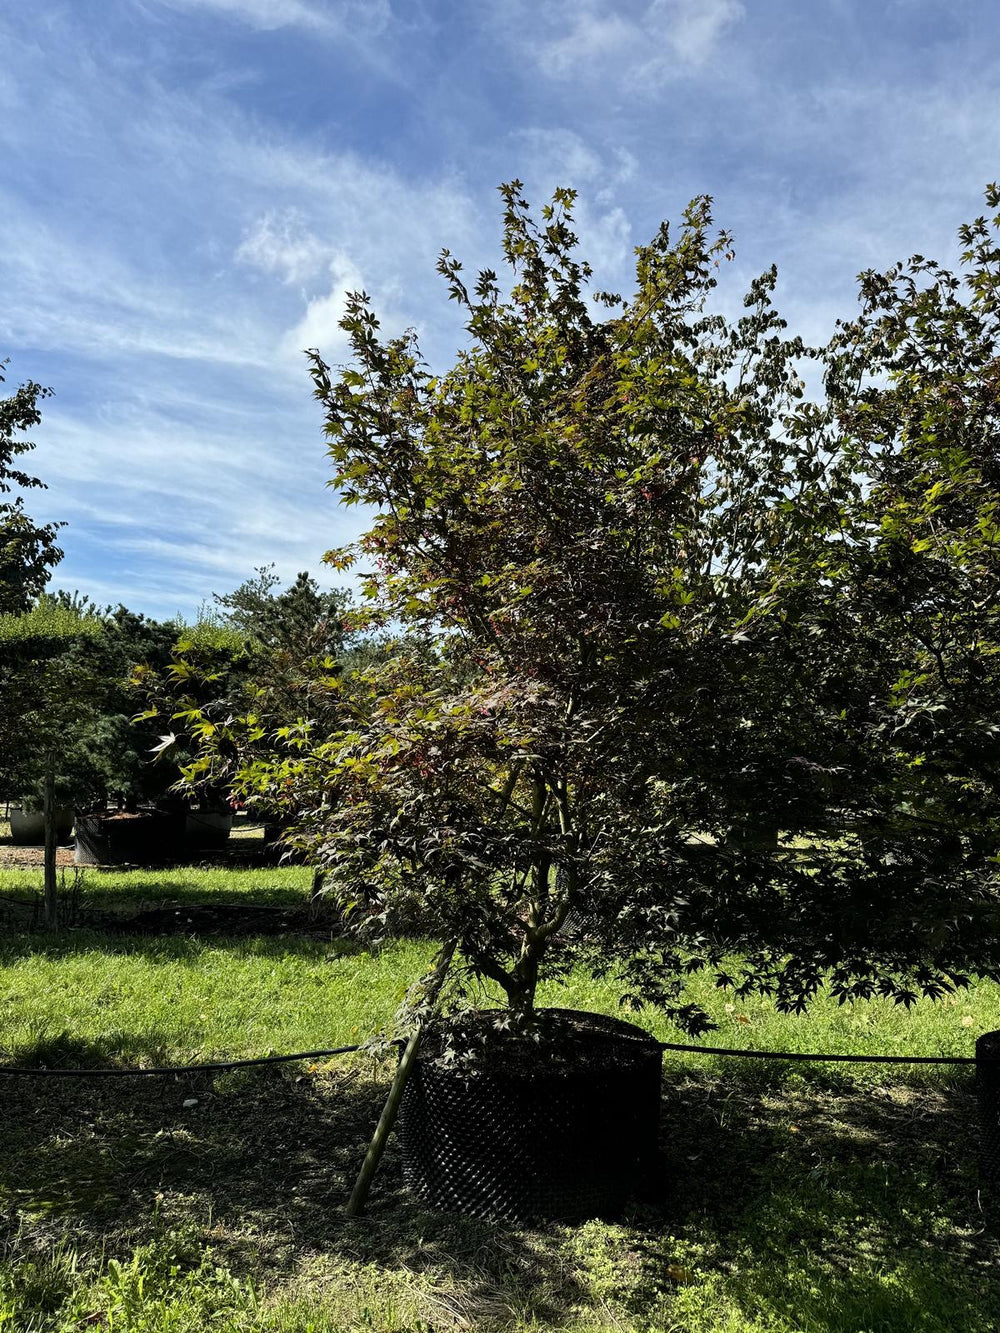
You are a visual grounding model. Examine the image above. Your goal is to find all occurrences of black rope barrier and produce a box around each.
[0,1037,978,1077]
[657,1040,975,1064]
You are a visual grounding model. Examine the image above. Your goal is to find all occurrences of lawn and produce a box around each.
[0,862,317,915]
[0,863,998,1331]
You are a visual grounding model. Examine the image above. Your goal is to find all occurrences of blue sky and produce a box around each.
[2,0,998,619]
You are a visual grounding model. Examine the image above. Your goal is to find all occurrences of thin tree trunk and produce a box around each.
[309,866,324,916]
[42,755,58,931]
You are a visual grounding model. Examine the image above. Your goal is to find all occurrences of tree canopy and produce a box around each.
[177,182,1000,1031]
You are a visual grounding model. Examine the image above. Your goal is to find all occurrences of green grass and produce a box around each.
[0,865,998,1330]
[0,919,988,1075]
[0,1057,994,1332]
[541,968,992,1083]
[0,933,433,1065]
[0,861,316,914]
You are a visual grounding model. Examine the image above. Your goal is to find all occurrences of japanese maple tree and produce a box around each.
[194,183,1000,1030]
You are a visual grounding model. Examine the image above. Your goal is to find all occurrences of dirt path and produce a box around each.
[0,842,76,868]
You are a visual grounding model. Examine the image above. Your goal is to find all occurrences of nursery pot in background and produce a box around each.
[74,809,186,866]
[185,808,233,849]
[9,805,74,845]
[263,820,308,865]
[398,1008,663,1223]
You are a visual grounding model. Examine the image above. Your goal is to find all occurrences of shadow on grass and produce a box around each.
[651,1062,997,1331]
[0,1039,997,1331]
[0,880,316,938]
[0,930,358,966]
[76,869,313,914]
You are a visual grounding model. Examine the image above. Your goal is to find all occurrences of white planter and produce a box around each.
[185,809,233,848]
[9,806,74,845]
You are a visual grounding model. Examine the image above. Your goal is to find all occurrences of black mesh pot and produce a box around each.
[977,1029,1000,1182]
[74,810,186,866]
[398,1008,663,1223]
[262,822,308,866]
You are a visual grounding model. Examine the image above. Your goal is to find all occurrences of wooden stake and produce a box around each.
[42,755,58,932]
[345,1025,423,1218]
[345,939,456,1218]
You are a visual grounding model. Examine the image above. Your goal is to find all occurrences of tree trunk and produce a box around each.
[42,756,58,931]
[309,867,324,913]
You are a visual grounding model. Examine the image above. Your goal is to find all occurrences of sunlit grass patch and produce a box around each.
[540,964,995,1085]
[0,934,434,1065]
[0,862,316,914]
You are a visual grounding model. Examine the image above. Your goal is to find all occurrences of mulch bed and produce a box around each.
[0,843,76,868]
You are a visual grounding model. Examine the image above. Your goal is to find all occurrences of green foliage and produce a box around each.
[145,572,354,822]
[0,598,204,812]
[213,564,349,656]
[0,593,103,641]
[0,597,113,807]
[179,182,1000,1032]
[270,181,837,1026]
[0,361,63,614]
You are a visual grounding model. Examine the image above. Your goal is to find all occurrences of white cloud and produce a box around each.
[280,253,365,360]
[504,0,745,84]
[0,25,480,375]
[7,0,1000,625]
[36,394,354,619]
[541,9,635,78]
[653,0,744,66]
[507,130,636,283]
[236,210,330,285]
[152,0,391,36]
[0,186,275,370]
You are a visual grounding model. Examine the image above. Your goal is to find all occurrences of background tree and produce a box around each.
[213,565,349,658]
[0,598,106,926]
[784,180,1000,1000]
[0,361,63,613]
[80,604,189,811]
[141,570,355,836]
[1,594,204,930]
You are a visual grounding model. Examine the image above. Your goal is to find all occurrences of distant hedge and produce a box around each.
[0,595,104,641]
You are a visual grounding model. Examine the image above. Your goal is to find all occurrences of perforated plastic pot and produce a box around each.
[74,810,186,866]
[398,1008,663,1223]
[262,821,308,865]
[977,1029,1000,1182]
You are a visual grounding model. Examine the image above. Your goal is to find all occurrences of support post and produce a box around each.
[345,1027,423,1218]
[345,939,457,1217]
[42,755,58,932]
